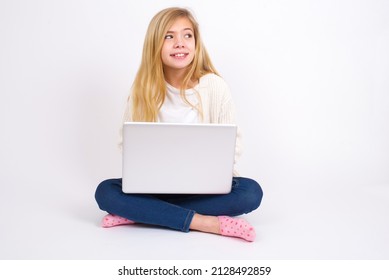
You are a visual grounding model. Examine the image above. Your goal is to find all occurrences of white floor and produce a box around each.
[1,174,388,260]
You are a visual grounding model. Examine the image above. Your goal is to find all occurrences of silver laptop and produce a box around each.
[122,122,237,194]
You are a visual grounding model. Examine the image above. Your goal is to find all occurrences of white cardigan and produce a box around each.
[122,73,243,176]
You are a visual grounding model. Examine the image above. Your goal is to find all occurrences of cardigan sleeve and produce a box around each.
[118,95,133,149]
[122,94,133,123]
[218,93,243,177]
[207,75,243,176]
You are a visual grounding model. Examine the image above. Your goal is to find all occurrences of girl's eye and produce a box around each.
[165,34,173,39]
[184,33,193,39]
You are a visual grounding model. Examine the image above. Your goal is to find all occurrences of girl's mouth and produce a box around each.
[171,53,188,58]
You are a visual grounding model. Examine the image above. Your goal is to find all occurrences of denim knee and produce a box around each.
[234,177,263,213]
[95,178,121,211]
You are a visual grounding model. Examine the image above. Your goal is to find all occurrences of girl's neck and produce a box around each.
[164,68,198,89]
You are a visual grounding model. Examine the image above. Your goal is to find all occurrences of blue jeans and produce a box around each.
[95,177,263,232]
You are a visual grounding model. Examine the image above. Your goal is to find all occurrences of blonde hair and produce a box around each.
[130,7,219,122]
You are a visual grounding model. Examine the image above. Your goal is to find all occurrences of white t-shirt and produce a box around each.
[158,83,199,123]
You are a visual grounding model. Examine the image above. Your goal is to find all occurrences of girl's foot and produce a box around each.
[218,216,256,242]
[101,214,135,228]
[190,214,256,242]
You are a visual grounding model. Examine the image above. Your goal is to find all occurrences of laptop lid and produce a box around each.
[122,122,237,194]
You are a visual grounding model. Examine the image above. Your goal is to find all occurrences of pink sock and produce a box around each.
[218,216,256,242]
[101,214,135,228]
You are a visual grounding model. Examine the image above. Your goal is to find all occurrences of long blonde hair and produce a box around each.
[130,7,219,122]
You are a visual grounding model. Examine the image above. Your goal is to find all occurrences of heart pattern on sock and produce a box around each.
[101,214,135,228]
[218,216,256,242]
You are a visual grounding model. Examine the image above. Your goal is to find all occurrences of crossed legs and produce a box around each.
[95,177,263,241]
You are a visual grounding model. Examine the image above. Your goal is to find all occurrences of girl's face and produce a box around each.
[161,17,196,75]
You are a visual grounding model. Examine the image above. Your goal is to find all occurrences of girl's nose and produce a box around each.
[174,37,184,48]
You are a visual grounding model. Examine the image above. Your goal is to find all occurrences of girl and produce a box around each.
[95,7,263,242]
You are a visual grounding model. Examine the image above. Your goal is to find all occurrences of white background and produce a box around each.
[1,0,388,259]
